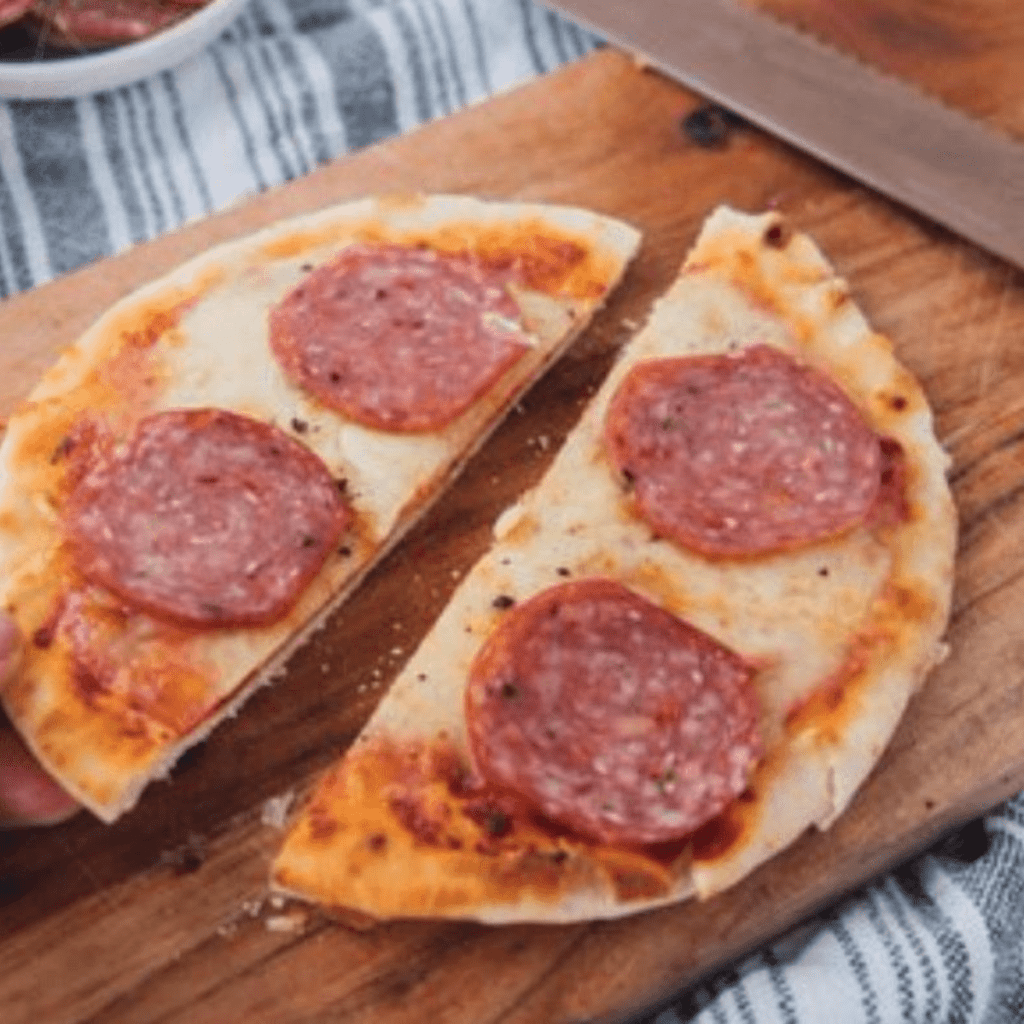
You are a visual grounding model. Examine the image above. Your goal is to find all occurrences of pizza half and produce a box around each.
[271,206,957,924]
[0,194,641,822]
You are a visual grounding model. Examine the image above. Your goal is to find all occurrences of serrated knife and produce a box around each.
[545,0,1024,271]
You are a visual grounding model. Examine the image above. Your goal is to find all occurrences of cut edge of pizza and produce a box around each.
[269,205,957,925]
[0,193,642,823]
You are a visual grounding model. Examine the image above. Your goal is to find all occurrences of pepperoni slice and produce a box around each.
[465,579,761,845]
[65,409,351,628]
[269,244,532,432]
[604,344,882,556]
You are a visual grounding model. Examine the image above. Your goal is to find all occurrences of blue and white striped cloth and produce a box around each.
[1,3,1021,1021]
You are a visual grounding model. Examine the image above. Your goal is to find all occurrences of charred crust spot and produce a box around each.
[763,222,790,249]
[290,417,309,433]
[681,104,746,148]
[890,394,908,412]
[492,594,516,610]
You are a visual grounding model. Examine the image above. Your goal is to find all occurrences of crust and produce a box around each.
[271,206,957,923]
[0,194,641,822]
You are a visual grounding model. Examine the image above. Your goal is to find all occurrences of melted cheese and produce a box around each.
[273,207,956,922]
[0,195,641,821]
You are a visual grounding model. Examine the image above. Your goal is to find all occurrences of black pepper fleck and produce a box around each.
[492,594,516,609]
[291,417,309,433]
[49,436,75,464]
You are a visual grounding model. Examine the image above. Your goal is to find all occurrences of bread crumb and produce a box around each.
[261,791,295,830]
[265,911,307,934]
[242,897,264,917]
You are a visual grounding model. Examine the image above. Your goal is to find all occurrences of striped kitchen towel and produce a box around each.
[1,2,1023,1022]
[0,0,594,296]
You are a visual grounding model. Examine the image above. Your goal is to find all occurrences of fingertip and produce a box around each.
[0,728,80,829]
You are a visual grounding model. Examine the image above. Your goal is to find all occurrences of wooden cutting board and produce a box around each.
[3,9,1024,1021]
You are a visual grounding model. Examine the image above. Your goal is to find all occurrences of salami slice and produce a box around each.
[465,579,761,845]
[65,409,351,628]
[604,344,882,556]
[269,244,532,432]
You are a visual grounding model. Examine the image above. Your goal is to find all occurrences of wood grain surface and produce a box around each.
[2,8,1024,1021]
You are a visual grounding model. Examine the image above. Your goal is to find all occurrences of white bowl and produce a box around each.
[0,0,250,99]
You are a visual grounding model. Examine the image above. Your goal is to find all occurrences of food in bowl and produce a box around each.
[0,0,214,51]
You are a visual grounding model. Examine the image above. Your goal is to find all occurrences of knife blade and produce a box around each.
[546,0,1024,271]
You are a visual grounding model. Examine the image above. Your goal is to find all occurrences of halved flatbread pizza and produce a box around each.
[0,194,641,822]
[271,206,957,923]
